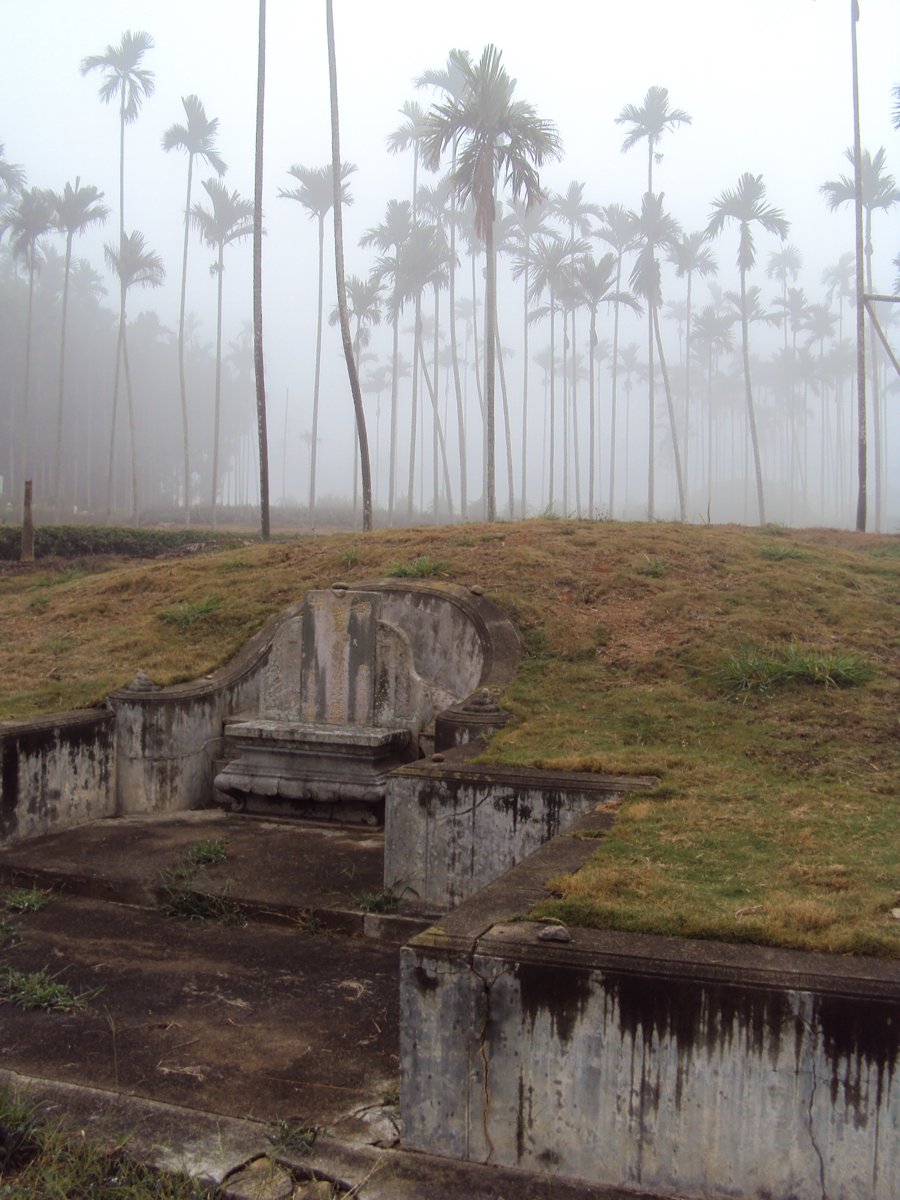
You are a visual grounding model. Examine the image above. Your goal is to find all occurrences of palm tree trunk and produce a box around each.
[53,236,75,521]
[448,180,467,519]
[739,267,766,525]
[407,297,421,519]
[548,287,556,509]
[18,259,38,514]
[178,152,194,521]
[388,297,400,523]
[683,271,693,505]
[493,306,514,518]
[653,306,685,520]
[106,314,125,521]
[211,243,225,528]
[122,325,139,523]
[419,330,454,517]
[253,0,270,540]
[571,308,581,517]
[588,306,596,517]
[326,0,372,532]
[520,244,530,518]
[484,209,497,522]
[850,0,866,531]
[308,214,326,528]
[647,293,655,520]
[609,259,623,516]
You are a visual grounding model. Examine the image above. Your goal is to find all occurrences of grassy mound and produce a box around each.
[0,520,896,956]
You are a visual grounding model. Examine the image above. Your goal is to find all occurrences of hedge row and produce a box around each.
[0,525,251,561]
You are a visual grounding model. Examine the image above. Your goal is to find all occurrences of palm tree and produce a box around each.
[190,179,253,526]
[692,305,736,512]
[576,253,640,515]
[49,179,108,519]
[630,192,685,520]
[162,95,227,519]
[707,173,789,525]
[766,244,803,350]
[422,43,562,521]
[80,31,154,247]
[615,85,691,194]
[104,231,165,522]
[822,252,855,342]
[0,187,54,506]
[361,199,412,522]
[595,204,638,516]
[280,161,355,527]
[821,147,898,529]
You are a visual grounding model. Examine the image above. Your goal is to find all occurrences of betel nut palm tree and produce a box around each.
[50,179,108,518]
[422,44,562,522]
[253,0,270,540]
[191,180,254,526]
[707,172,789,526]
[616,85,691,195]
[163,95,227,519]
[104,231,165,523]
[280,161,355,526]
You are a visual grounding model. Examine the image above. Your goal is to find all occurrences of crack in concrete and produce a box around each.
[806,1048,828,1200]
[469,955,503,1166]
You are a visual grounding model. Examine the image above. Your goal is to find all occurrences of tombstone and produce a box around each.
[214,586,434,824]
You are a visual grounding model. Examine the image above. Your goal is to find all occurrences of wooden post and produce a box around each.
[21,480,34,562]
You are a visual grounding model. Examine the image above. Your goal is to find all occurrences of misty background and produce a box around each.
[1,0,898,529]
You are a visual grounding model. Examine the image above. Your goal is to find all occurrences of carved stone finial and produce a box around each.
[464,688,501,714]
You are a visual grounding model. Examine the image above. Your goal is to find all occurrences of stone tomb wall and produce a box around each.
[401,809,900,1200]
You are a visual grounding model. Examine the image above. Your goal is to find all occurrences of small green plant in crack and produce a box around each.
[0,967,98,1013]
[183,838,228,868]
[354,888,399,914]
[266,1118,317,1155]
[159,873,246,926]
[3,887,51,913]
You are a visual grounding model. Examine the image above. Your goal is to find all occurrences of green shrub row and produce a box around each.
[0,525,249,561]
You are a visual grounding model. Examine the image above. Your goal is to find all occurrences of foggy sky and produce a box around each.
[1,0,898,523]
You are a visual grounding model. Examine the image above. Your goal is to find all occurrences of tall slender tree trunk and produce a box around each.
[548,288,556,509]
[850,0,866,531]
[53,235,75,521]
[19,259,38,515]
[407,297,421,520]
[647,289,655,520]
[388,299,399,523]
[326,0,372,530]
[571,309,581,517]
[588,306,597,516]
[211,243,225,528]
[178,152,194,521]
[253,0,270,540]
[419,330,454,517]
[308,214,325,528]
[739,267,766,525]
[106,312,125,521]
[653,307,685,520]
[493,307,514,518]
[520,242,530,518]
[448,175,467,519]
[683,271,694,505]
[122,324,139,523]
[609,258,623,516]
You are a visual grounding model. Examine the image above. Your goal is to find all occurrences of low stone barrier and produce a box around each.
[385,759,656,907]
[401,810,900,1200]
[0,711,115,843]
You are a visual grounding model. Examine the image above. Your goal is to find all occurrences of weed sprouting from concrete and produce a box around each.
[266,1118,318,1155]
[183,838,228,868]
[354,889,399,914]
[4,887,51,914]
[0,967,97,1013]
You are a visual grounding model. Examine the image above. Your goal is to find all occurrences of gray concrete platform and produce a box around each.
[0,812,667,1198]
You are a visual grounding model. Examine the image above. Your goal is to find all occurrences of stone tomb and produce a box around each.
[214,586,451,823]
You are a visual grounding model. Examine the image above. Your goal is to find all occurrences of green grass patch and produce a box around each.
[183,838,228,868]
[386,555,450,579]
[759,542,808,561]
[3,888,51,913]
[718,643,874,695]
[0,967,96,1012]
[0,1085,208,1195]
[157,595,225,630]
[266,1118,318,1155]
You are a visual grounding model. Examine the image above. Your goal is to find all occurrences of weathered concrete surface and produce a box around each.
[0,840,399,1130]
[401,811,900,1200]
[385,757,656,907]
[0,710,115,844]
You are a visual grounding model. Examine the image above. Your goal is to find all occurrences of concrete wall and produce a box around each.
[385,759,655,907]
[0,711,115,844]
[401,812,900,1200]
